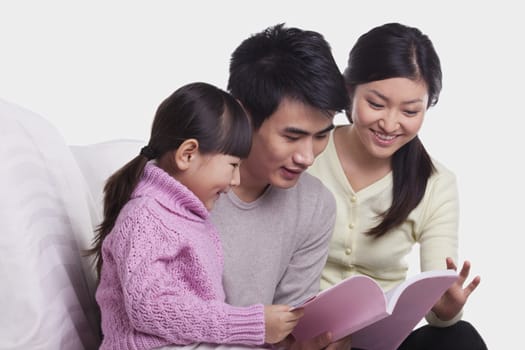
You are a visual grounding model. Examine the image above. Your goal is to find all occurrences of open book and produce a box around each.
[291,270,458,350]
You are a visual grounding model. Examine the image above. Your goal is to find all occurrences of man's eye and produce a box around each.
[285,135,300,141]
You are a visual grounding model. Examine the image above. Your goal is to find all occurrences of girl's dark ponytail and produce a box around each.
[86,154,148,277]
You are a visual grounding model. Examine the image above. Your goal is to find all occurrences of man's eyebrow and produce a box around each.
[283,124,335,136]
[283,127,310,136]
[317,124,335,135]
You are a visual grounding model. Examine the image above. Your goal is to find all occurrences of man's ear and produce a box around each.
[173,138,199,170]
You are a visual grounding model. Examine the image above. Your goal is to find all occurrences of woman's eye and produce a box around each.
[404,110,419,116]
[368,100,383,109]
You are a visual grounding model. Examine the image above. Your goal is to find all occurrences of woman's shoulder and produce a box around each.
[425,157,458,197]
[430,157,456,181]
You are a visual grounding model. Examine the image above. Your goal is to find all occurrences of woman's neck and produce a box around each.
[334,124,391,192]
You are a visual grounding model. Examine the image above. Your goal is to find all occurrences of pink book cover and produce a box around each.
[291,270,458,348]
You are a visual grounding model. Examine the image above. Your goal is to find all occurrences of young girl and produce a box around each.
[89,82,303,349]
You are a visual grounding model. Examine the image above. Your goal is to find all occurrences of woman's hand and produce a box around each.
[431,257,481,321]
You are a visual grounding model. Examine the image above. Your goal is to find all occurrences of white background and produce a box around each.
[2,1,523,348]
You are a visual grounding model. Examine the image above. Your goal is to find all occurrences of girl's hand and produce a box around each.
[431,257,481,321]
[264,304,304,344]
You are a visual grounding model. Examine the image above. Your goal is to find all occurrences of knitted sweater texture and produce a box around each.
[96,163,265,350]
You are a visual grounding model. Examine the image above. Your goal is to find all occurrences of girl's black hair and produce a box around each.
[87,82,252,276]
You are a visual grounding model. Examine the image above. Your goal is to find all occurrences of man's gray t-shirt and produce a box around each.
[211,172,336,307]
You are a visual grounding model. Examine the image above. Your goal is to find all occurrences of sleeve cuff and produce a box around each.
[425,309,463,328]
[224,303,266,345]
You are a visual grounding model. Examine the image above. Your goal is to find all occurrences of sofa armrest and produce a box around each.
[0,98,101,349]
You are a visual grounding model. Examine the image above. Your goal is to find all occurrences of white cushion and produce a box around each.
[70,139,144,229]
[0,98,100,349]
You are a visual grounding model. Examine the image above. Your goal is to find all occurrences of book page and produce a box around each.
[292,275,388,342]
[351,270,458,350]
[384,269,457,312]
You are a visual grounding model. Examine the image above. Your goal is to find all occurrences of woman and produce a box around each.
[308,23,487,349]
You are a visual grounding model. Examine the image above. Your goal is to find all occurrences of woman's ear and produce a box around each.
[173,138,199,170]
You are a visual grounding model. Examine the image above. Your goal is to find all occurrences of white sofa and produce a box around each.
[0,98,143,349]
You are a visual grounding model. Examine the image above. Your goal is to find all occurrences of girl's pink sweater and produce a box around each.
[96,163,265,350]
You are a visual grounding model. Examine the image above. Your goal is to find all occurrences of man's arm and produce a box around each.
[273,180,336,307]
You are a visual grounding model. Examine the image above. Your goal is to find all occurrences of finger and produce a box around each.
[326,335,352,350]
[290,308,305,318]
[284,315,303,324]
[308,332,332,350]
[446,257,457,270]
[282,323,297,334]
[283,310,305,323]
[463,275,481,297]
[459,260,471,275]
[456,260,472,285]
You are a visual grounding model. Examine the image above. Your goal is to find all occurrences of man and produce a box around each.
[211,23,349,348]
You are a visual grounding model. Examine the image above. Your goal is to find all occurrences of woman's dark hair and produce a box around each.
[344,23,442,237]
[87,82,252,276]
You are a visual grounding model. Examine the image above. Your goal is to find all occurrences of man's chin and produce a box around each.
[270,176,300,189]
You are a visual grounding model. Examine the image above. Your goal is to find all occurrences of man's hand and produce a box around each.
[275,332,336,350]
[325,334,351,350]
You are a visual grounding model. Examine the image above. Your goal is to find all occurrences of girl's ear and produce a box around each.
[173,138,199,171]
